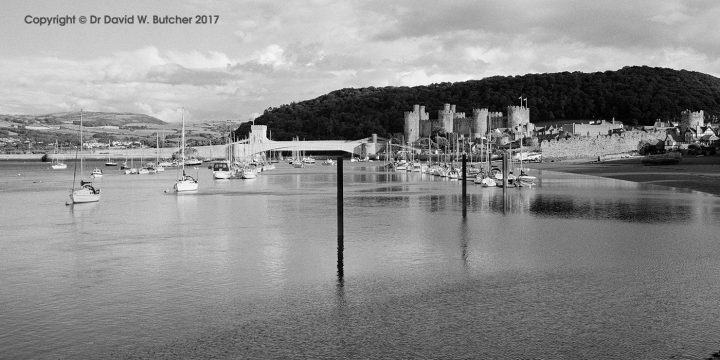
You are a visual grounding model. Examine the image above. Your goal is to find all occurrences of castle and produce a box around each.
[403,103,533,144]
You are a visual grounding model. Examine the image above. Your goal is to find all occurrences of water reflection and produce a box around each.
[348,195,411,208]
[358,185,411,193]
[350,184,705,224]
[337,239,344,285]
[459,216,469,267]
[529,193,695,223]
[68,201,98,215]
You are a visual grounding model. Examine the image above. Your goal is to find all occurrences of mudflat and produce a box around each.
[525,155,720,196]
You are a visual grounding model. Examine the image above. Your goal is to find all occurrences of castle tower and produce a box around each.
[404,104,429,144]
[507,105,530,129]
[472,108,489,138]
[249,124,268,143]
[438,103,454,133]
[437,103,465,134]
[680,109,704,133]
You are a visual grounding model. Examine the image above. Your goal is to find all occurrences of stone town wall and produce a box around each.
[541,130,666,160]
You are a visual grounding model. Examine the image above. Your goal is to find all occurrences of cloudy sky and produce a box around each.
[2,0,718,123]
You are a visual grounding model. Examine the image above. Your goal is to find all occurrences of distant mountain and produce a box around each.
[0,111,167,127]
[234,66,720,141]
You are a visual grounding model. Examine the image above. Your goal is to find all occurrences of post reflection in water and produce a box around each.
[459,216,469,267]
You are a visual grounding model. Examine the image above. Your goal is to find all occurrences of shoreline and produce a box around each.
[524,155,720,196]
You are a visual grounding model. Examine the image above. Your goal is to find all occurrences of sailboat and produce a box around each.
[290,137,304,168]
[51,140,67,170]
[138,146,150,174]
[173,108,199,192]
[69,110,100,204]
[154,133,165,172]
[517,140,537,187]
[105,142,117,167]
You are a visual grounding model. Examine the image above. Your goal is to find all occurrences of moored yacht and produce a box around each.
[91,168,103,178]
[69,110,100,204]
[212,161,232,179]
[173,108,199,193]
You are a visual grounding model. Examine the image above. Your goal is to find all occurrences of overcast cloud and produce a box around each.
[1,0,718,123]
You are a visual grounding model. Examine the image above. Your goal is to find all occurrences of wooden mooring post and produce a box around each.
[337,156,344,282]
[462,153,467,217]
[502,151,509,212]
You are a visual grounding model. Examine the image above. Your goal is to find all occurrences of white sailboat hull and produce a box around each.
[213,171,232,179]
[475,176,497,187]
[174,179,199,192]
[70,188,100,203]
[241,169,257,179]
[52,163,67,170]
[518,175,537,187]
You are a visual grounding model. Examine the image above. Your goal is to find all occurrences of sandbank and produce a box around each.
[525,155,720,196]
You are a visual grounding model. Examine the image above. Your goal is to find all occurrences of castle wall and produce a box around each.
[541,130,666,160]
[453,118,473,136]
[562,120,624,136]
[489,112,505,130]
[419,120,432,139]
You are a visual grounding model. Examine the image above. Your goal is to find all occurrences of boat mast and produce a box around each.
[80,109,84,179]
[156,132,160,165]
[181,108,185,174]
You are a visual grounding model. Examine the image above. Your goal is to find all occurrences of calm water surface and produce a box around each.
[1,160,720,359]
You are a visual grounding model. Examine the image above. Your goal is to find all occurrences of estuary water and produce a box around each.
[1,160,720,359]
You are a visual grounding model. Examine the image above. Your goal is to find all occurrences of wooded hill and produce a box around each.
[0,111,167,127]
[234,66,720,141]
